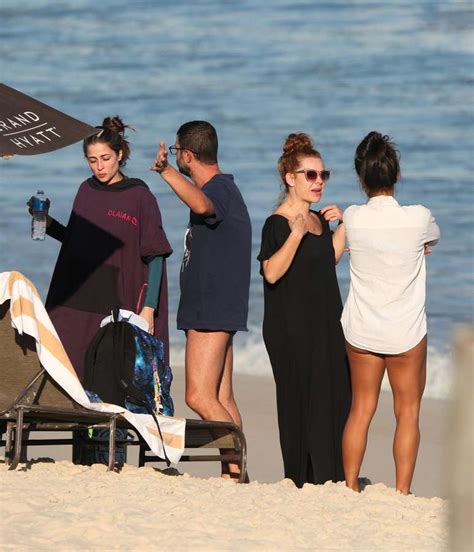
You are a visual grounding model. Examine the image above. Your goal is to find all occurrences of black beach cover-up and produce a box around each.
[258,212,351,488]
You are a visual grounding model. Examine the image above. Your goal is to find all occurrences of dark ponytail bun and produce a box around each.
[101,116,128,135]
[354,131,399,195]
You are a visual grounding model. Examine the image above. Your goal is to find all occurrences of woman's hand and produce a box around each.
[27,196,34,216]
[288,213,308,238]
[27,196,51,215]
[27,196,52,227]
[149,141,169,173]
[139,306,155,334]
[320,204,343,223]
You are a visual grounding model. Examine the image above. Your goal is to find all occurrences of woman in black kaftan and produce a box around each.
[258,133,351,488]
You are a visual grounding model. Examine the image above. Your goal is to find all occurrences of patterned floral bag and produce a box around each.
[124,324,174,417]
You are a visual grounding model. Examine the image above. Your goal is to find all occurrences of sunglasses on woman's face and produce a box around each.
[295,169,331,182]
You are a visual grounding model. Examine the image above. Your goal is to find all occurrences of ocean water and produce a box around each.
[1,0,473,399]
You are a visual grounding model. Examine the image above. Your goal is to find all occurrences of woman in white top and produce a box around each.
[341,131,440,495]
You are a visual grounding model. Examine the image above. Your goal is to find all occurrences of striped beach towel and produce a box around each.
[0,271,185,465]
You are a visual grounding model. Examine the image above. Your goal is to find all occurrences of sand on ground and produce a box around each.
[0,460,448,551]
[0,372,451,550]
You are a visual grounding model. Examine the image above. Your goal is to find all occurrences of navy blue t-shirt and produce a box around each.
[177,173,251,331]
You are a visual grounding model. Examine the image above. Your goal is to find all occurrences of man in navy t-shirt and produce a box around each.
[151,121,251,480]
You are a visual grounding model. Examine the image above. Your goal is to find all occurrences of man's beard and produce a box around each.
[177,158,191,177]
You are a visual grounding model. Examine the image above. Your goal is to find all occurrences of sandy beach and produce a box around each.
[1,371,451,550]
[1,461,448,551]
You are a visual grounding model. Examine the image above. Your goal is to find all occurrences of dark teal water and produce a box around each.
[1,0,473,397]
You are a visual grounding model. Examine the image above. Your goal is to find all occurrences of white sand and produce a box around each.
[0,372,452,550]
[0,460,448,551]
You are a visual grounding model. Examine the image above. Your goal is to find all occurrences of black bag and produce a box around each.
[83,313,136,408]
[72,428,129,467]
[82,309,172,466]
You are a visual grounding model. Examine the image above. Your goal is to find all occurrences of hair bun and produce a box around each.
[365,131,392,156]
[102,115,127,135]
[354,130,399,193]
[283,132,314,155]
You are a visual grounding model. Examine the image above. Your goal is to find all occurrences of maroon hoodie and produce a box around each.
[46,176,172,380]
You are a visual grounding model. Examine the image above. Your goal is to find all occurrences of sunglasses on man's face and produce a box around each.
[295,169,331,182]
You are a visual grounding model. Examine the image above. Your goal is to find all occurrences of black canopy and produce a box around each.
[0,83,98,156]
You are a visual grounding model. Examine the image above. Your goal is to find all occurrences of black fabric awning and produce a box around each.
[0,83,98,156]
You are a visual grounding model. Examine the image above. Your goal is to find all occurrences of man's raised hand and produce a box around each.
[150,141,169,173]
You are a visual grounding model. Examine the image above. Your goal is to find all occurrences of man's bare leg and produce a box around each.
[218,336,242,429]
[184,329,241,478]
[185,329,234,421]
[217,336,248,479]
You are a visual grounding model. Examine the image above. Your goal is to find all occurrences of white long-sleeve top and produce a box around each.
[341,195,440,354]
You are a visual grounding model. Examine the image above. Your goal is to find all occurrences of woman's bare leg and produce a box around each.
[386,336,427,495]
[342,342,385,491]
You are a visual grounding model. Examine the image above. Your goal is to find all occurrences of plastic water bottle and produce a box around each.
[31,190,49,241]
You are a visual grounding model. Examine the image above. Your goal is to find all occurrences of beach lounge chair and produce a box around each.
[0,273,247,482]
[136,418,247,480]
[0,299,127,471]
